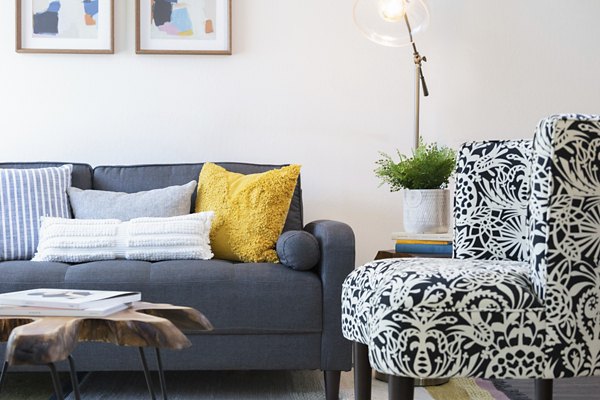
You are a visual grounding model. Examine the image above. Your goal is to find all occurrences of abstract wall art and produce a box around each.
[136,0,231,55]
[17,0,114,53]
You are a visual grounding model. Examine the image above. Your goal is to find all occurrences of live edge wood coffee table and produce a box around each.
[0,302,212,400]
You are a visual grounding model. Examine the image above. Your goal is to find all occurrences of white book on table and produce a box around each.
[391,232,454,242]
[0,302,130,317]
[0,288,141,310]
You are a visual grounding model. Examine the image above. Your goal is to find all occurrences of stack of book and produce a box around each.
[0,288,141,317]
[391,232,453,256]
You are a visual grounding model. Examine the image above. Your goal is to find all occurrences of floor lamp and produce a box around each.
[353,0,430,149]
[353,0,448,387]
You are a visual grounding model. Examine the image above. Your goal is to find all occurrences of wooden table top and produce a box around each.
[0,302,212,366]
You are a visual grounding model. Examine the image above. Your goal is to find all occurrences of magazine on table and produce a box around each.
[0,288,141,310]
[0,302,130,317]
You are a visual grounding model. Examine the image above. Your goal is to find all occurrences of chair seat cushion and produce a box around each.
[342,258,542,345]
[342,258,546,379]
[345,258,542,312]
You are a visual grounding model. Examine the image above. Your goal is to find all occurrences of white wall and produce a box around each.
[2,1,600,265]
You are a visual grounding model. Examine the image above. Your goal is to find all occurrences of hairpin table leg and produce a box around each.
[67,355,81,400]
[0,361,8,394]
[155,348,168,400]
[139,347,157,400]
[47,362,64,400]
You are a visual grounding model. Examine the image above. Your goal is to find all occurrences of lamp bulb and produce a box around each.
[378,0,407,22]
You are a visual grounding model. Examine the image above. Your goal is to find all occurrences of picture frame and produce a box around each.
[16,0,114,54]
[136,0,231,55]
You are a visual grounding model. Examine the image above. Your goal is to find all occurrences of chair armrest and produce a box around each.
[304,220,355,371]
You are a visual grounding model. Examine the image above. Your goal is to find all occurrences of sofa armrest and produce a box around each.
[304,219,355,371]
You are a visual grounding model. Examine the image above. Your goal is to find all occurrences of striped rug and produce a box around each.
[422,378,527,400]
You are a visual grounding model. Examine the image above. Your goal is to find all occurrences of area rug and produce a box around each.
[0,370,529,400]
[66,371,528,400]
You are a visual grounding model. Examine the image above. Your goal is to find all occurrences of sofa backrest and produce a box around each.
[92,163,304,232]
[0,162,93,190]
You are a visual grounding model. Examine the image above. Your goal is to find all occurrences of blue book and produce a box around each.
[394,243,453,255]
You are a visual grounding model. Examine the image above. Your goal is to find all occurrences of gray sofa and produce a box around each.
[0,162,355,399]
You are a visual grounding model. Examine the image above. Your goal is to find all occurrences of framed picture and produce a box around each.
[136,0,231,55]
[16,0,114,54]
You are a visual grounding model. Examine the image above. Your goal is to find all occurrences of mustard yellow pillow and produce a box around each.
[195,163,301,263]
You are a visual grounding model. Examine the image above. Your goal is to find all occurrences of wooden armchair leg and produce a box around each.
[354,342,372,400]
[535,379,553,400]
[388,375,414,400]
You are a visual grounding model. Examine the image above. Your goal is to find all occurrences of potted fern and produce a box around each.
[375,141,456,233]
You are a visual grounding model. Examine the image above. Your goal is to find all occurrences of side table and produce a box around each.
[373,250,450,388]
[0,302,212,400]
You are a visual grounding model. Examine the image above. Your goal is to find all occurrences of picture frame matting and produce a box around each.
[136,0,232,55]
[16,0,115,54]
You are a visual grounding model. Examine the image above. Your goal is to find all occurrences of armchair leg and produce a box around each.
[354,342,372,400]
[535,379,553,400]
[324,370,341,400]
[388,375,414,400]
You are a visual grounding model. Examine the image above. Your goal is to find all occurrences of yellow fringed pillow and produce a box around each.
[195,163,301,263]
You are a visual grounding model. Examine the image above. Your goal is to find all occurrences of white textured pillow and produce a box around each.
[33,213,214,263]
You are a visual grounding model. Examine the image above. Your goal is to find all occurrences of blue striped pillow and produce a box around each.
[0,165,72,260]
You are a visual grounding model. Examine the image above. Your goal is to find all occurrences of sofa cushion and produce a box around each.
[0,261,69,291]
[196,163,301,263]
[276,230,320,271]
[56,260,322,334]
[0,162,93,190]
[68,181,196,220]
[32,213,214,262]
[91,163,303,232]
[0,165,73,261]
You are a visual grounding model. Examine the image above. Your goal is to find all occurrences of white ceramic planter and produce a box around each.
[403,189,450,234]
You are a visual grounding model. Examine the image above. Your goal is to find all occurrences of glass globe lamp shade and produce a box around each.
[353,0,430,47]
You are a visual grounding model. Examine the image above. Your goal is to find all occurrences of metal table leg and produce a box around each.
[155,348,168,400]
[1,358,76,399]
[47,362,64,400]
[139,347,157,400]
[67,355,81,400]
[0,361,8,394]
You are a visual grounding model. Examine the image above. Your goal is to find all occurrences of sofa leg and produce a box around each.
[388,375,414,400]
[324,370,341,400]
[354,342,372,400]
[535,379,553,400]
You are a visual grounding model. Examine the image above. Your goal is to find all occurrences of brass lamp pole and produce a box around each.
[404,13,429,148]
[353,0,431,149]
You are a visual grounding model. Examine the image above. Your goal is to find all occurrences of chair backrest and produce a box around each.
[453,140,533,261]
[528,114,600,378]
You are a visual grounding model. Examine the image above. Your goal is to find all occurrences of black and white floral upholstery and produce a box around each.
[454,140,532,261]
[342,114,600,382]
[529,114,600,378]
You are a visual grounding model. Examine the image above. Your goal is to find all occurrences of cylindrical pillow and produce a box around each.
[276,230,320,271]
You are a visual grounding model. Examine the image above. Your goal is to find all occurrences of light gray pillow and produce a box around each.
[68,181,196,221]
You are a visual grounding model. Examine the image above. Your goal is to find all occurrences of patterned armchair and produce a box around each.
[341,114,600,400]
